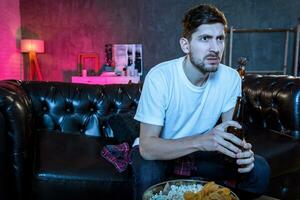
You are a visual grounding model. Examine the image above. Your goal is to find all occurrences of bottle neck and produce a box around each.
[232,96,243,122]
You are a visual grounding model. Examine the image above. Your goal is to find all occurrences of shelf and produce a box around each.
[71,75,140,85]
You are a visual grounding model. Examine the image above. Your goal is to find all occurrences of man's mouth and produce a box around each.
[206,56,220,64]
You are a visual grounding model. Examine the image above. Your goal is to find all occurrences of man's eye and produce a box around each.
[200,36,209,41]
[217,37,225,41]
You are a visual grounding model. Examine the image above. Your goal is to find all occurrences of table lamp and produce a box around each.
[21,39,44,80]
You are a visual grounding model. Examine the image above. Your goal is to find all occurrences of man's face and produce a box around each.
[188,23,225,73]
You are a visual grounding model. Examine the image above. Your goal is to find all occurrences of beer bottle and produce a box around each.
[227,95,250,179]
[224,95,246,170]
[228,57,247,141]
[221,57,248,172]
[227,96,244,141]
[237,57,247,81]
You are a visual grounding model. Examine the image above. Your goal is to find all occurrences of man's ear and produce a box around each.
[179,37,190,54]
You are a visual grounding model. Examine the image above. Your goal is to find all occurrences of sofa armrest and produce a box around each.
[0,111,8,200]
[0,80,33,200]
[244,74,300,139]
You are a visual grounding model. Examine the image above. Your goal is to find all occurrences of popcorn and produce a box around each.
[149,183,202,200]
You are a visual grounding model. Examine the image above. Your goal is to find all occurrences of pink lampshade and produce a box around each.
[21,39,44,53]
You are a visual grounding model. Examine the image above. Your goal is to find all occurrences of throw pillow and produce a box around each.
[107,112,139,145]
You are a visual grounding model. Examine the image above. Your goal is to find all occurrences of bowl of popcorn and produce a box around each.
[142,179,239,200]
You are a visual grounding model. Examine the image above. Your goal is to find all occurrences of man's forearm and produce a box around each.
[139,135,201,160]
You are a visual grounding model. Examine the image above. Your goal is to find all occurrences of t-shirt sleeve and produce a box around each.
[134,70,167,126]
[222,71,242,113]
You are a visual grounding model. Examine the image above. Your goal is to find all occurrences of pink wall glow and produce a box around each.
[20,0,145,82]
[0,0,23,80]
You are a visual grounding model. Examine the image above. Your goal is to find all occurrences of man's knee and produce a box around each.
[255,155,271,188]
[238,155,270,196]
[130,148,168,200]
[131,147,167,183]
[248,155,271,194]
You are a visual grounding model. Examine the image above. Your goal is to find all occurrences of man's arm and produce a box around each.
[221,107,234,122]
[139,122,200,160]
[139,119,244,161]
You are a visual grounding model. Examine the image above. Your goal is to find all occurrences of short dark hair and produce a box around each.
[182,4,227,40]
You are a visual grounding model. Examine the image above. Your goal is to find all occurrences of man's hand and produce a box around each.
[236,142,255,173]
[198,120,244,158]
[198,120,255,173]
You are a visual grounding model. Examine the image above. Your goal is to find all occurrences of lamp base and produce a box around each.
[29,51,43,80]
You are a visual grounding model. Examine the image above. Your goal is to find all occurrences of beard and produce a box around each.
[189,52,220,74]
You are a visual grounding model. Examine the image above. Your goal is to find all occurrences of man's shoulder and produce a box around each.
[219,63,237,73]
[209,64,240,87]
[147,57,184,77]
[217,63,240,78]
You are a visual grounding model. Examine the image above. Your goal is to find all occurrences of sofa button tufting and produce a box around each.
[90,108,94,112]
[43,107,47,111]
[66,108,71,113]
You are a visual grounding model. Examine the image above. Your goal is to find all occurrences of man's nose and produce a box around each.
[209,40,220,52]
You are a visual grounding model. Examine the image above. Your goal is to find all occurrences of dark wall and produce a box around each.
[20,0,300,81]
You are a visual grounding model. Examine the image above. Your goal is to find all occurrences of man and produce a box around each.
[131,4,270,200]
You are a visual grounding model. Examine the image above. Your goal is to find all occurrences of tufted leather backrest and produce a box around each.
[20,81,141,137]
[16,76,300,139]
[243,74,300,139]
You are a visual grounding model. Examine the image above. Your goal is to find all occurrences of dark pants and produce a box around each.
[130,147,270,200]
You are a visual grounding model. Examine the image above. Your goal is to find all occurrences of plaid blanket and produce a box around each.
[101,142,132,173]
[173,155,196,176]
[101,143,196,176]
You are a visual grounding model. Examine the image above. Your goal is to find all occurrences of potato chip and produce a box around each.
[183,181,235,200]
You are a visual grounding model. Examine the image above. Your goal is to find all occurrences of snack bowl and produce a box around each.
[142,179,239,200]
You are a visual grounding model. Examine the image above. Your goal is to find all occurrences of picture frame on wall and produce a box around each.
[113,44,143,76]
[77,53,100,76]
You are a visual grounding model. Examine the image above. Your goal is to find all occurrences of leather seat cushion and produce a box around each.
[31,132,132,200]
[246,128,300,177]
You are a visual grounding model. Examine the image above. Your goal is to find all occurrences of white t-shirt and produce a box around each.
[134,56,241,143]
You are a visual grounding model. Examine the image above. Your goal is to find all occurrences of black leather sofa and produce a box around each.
[0,74,300,200]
